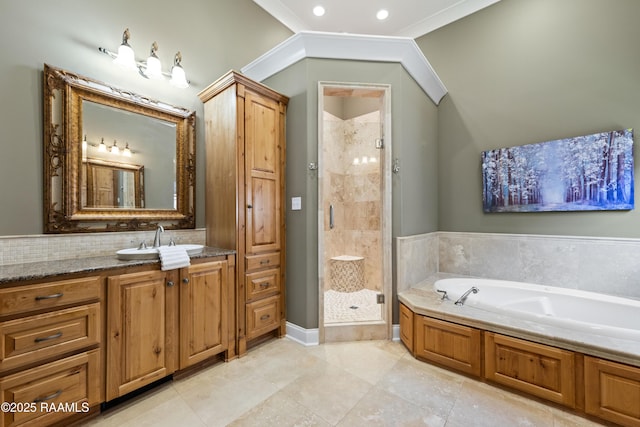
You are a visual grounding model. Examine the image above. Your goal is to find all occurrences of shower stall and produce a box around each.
[318,82,392,342]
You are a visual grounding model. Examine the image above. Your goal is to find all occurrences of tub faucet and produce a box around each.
[153,225,164,248]
[455,286,479,306]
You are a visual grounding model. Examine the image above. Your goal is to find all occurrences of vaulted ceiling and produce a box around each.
[252,0,501,38]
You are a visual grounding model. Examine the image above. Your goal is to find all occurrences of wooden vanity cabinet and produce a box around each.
[199,71,288,356]
[106,256,234,401]
[0,275,103,427]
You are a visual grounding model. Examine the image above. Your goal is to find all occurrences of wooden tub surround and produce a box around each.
[399,279,640,427]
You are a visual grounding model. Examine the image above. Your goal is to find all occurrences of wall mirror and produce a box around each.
[43,64,195,233]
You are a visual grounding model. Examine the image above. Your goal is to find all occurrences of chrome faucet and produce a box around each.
[454,286,479,306]
[152,225,164,248]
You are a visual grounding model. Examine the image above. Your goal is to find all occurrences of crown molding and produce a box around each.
[240,31,448,105]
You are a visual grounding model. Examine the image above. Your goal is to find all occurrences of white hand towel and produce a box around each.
[157,246,191,271]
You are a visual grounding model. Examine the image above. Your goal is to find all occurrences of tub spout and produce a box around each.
[455,286,479,306]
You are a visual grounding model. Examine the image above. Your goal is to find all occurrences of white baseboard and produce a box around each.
[286,322,401,345]
[286,322,319,346]
[392,324,400,341]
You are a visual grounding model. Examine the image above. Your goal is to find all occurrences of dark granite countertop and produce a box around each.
[0,246,235,286]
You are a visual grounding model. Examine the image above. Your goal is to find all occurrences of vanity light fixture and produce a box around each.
[99,28,190,88]
[85,137,135,156]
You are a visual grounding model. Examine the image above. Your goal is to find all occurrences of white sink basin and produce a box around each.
[116,244,204,260]
[175,244,204,255]
[116,247,159,260]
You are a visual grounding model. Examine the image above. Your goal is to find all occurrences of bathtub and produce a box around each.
[433,278,640,341]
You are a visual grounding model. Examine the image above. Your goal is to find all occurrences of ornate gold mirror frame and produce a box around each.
[43,64,196,233]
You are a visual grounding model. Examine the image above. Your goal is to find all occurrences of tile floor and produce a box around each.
[83,338,604,427]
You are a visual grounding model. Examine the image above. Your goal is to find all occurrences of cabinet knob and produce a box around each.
[183,278,190,284]
[167,281,175,287]
[247,204,253,209]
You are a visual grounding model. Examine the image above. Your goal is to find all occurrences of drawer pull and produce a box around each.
[260,314,271,321]
[33,389,62,403]
[34,331,63,343]
[35,292,64,301]
[260,260,270,265]
[260,282,271,288]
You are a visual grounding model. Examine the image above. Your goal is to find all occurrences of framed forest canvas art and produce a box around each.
[482,129,634,212]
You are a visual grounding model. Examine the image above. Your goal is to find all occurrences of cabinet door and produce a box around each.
[414,315,481,377]
[179,261,228,369]
[106,270,172,401]
[485,332,575,408]
[399,303,414,352]
[244,90,282,254]
[585,356,640,426]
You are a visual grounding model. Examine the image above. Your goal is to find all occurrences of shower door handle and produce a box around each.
[329,204,334,229]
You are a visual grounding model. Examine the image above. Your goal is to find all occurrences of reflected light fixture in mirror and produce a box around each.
[98,28,189,88]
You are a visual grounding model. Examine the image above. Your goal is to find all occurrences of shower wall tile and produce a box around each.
[322,110,383,293]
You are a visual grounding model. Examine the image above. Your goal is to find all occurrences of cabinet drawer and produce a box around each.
[0,303,100,373]
[0,349,100,427]
[246,295,280,340]
[245,252,280,271]
[0,276,101,317]
[245,268,280,301]
[485,332,575,408]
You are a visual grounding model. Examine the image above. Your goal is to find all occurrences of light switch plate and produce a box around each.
[291,196,302,210]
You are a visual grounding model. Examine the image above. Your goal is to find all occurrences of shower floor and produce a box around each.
[324,288,382,324]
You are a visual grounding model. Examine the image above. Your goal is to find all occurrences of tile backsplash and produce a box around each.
[397,231,640,300]
[0,229,206,266]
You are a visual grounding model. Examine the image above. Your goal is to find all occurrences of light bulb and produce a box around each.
[110,141,120,155]
[143,42,163,80]
[113,29,137,71]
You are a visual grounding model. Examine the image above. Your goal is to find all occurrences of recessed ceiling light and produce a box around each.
[376,9,389,20]
[313,6,326,17]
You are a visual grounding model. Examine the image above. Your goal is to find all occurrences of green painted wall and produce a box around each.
[417,0,640,237]
[264,58,439,328]
[0,0,292,235]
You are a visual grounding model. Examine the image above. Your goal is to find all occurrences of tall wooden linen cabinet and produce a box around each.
[198,71,288,356]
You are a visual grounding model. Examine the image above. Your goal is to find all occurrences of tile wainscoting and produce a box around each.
[397,231,640,300]
[0,229,206,266]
